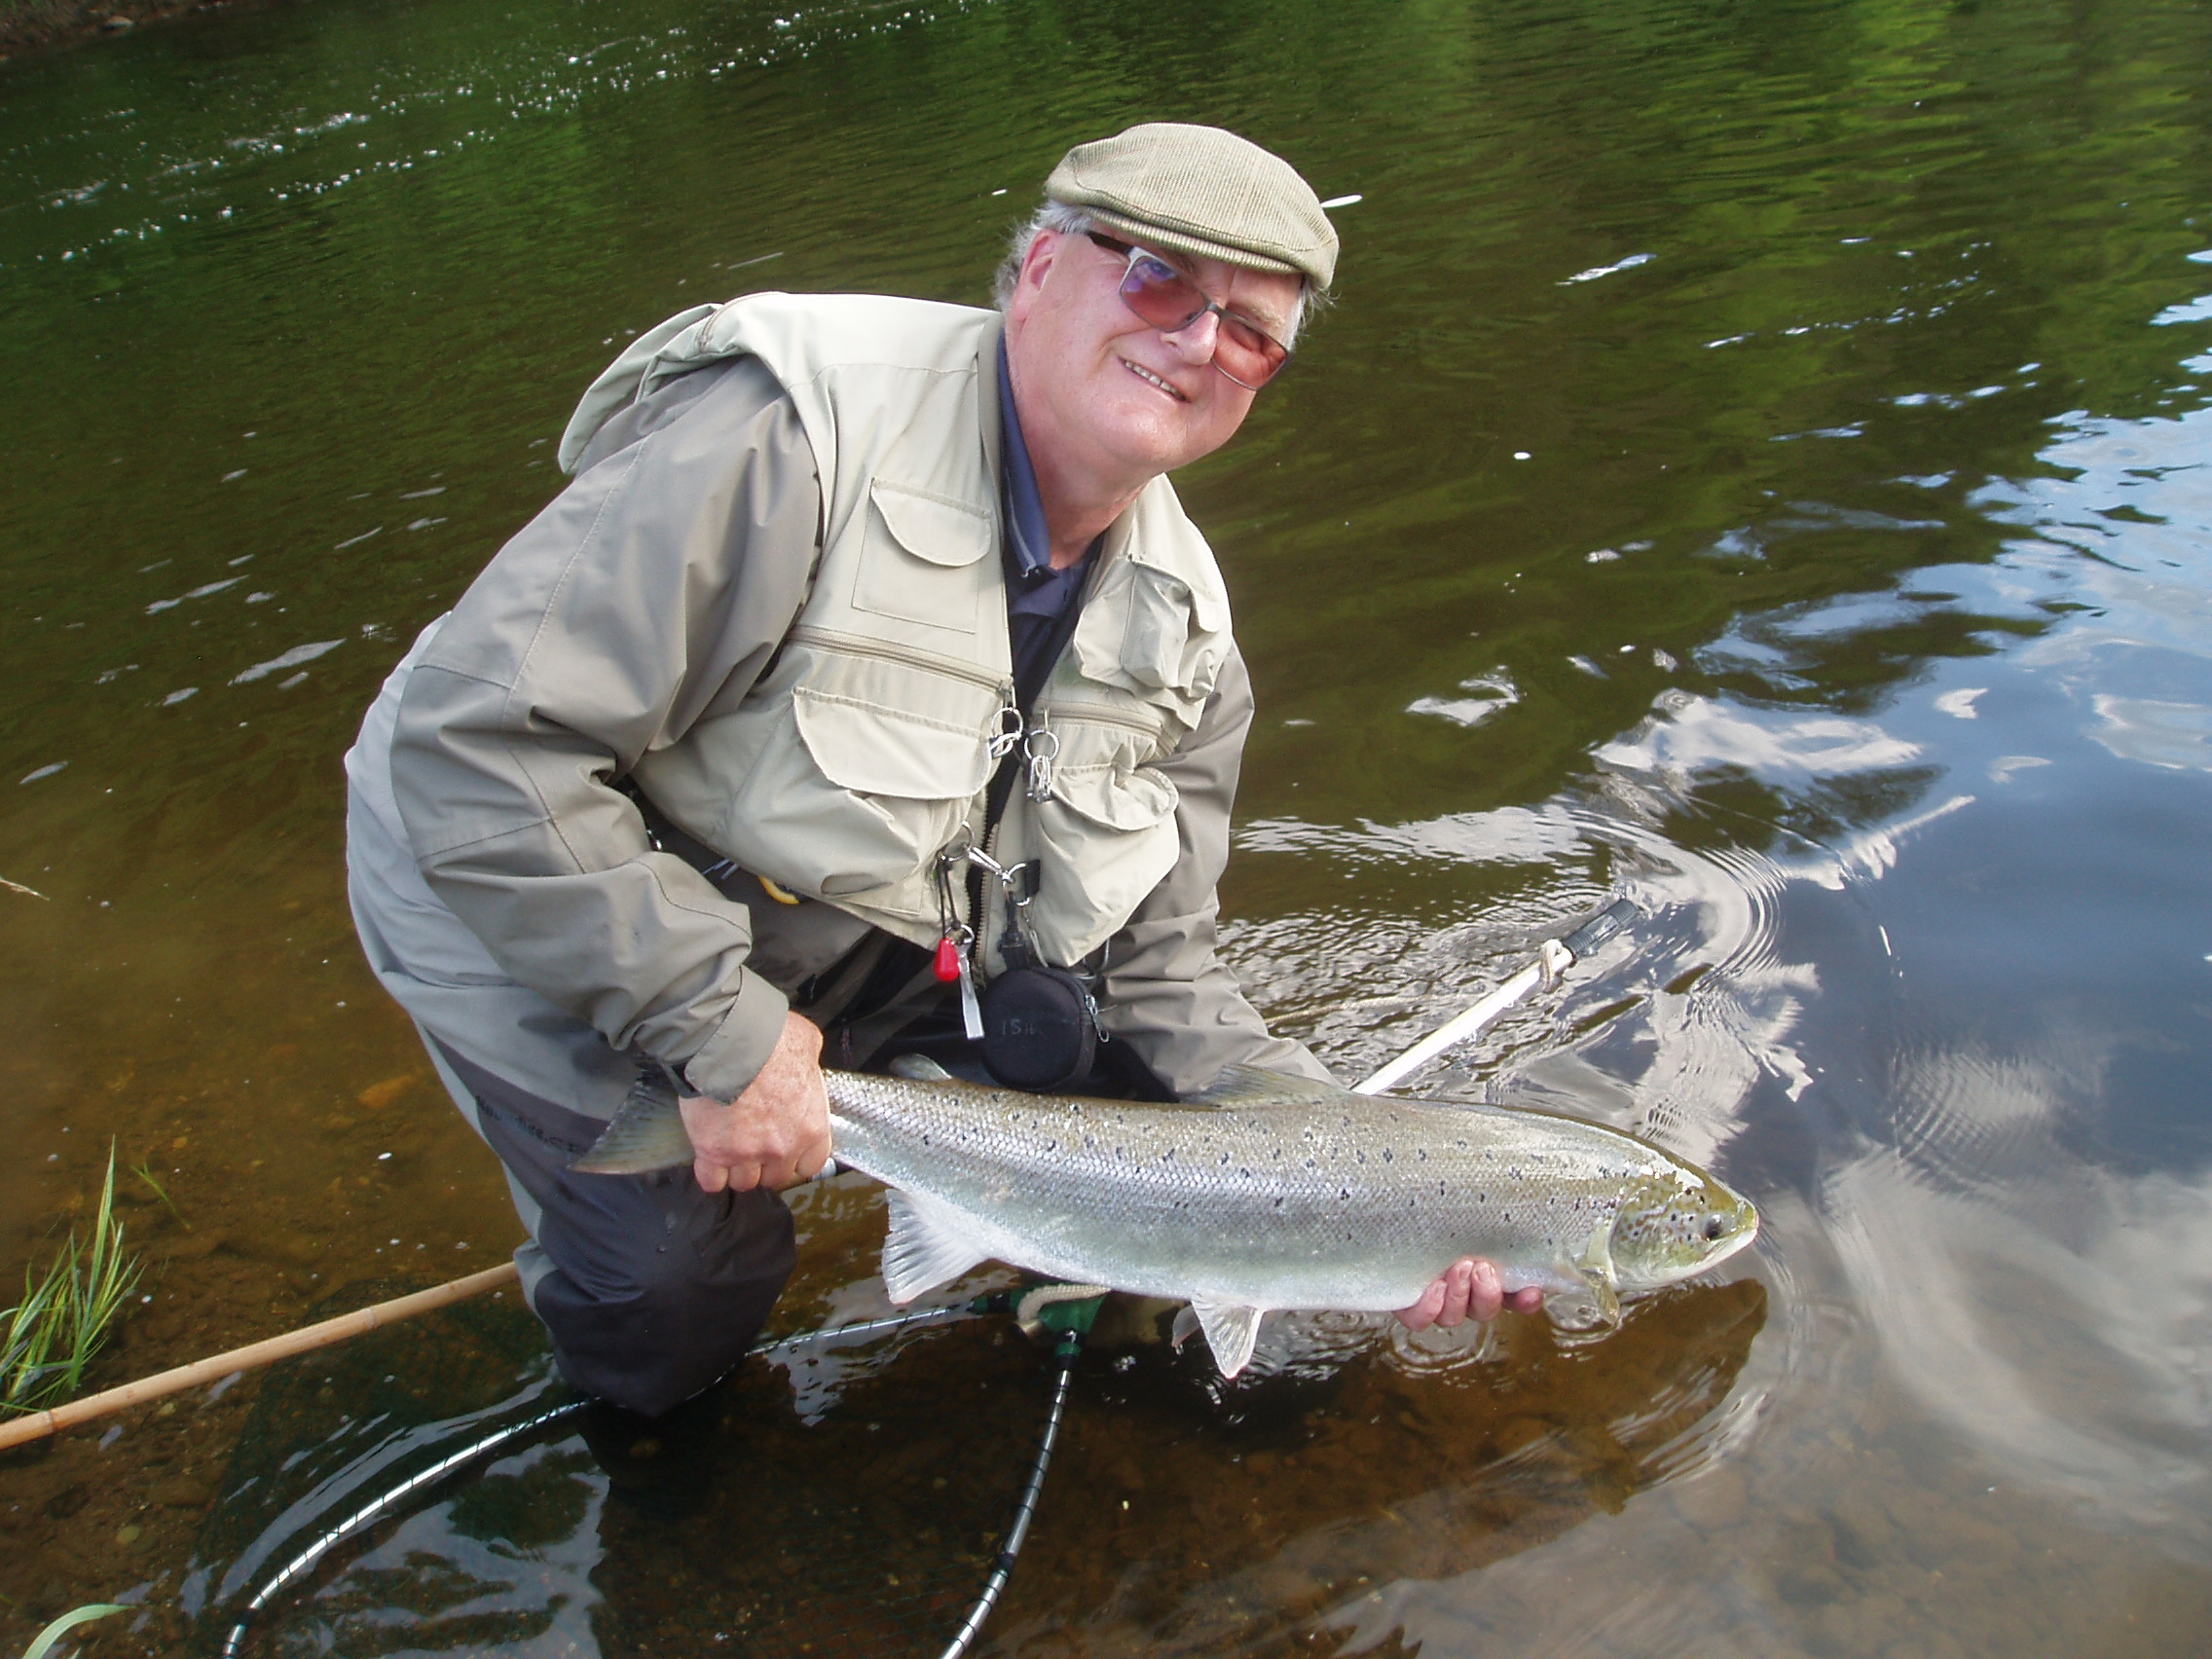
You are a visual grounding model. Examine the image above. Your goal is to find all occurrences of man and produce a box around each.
[346,123,1535,1418]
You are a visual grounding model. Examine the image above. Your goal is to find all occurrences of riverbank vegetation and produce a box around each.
[0,1148,141,1416]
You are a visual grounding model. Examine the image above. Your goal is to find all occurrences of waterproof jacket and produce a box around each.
[376,293,1328,1109]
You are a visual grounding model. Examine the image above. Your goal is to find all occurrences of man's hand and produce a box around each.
[678,1012,832,1194]
[1395,1257,1545,1331]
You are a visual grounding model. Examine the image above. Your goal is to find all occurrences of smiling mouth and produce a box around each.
[1121,358,1188,402]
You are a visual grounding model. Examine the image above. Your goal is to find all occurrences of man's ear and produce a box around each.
[1009,230,1066,324]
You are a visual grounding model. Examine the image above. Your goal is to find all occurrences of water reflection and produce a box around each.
[5,0,2212,1649]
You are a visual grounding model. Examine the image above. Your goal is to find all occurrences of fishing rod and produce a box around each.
[1353,896,1641,1095]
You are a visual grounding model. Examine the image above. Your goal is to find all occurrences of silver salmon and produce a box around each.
[572,1059,1758,1378]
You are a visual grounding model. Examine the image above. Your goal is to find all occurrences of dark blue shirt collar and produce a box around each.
[997,336,1051,580]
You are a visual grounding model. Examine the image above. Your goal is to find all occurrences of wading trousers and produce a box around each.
[427,1041,795,1419]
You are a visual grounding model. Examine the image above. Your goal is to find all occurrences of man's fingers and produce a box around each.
[1467,1258,1505,1323]
[1397,1259,1536,1334]
[1397,1275,1448,1331]
[1434,1258,1475,1328]
[692,1158,729,1195]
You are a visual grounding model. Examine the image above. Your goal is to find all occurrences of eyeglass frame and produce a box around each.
[1083,232,1296,390]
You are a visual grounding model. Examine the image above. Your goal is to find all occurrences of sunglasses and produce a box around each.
[1086,233,1293,390]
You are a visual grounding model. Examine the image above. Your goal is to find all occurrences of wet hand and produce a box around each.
[679,1012,832,1194]
[1395,1257,1544,1330]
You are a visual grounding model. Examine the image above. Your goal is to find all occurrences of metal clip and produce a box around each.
[1023,726,1060,803]
[987,703,1025,761]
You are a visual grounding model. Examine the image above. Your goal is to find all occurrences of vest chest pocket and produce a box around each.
[1071,555,1232,716]
[1023,760,1183,966]
[719,686,994,904]
[851,480,995,636]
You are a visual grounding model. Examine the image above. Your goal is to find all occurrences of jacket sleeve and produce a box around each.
[1095,644,1337,1095]
[388,357,820,1103]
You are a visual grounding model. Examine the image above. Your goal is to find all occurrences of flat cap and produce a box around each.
[1047,122,1339,290]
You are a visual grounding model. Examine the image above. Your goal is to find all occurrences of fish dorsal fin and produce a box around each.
[1183,1065,1347,1110]
[888,1052,957,1084]
[1189,1297,1267,1378]
[879,1191,991,1305]
[570,1069,692,1175]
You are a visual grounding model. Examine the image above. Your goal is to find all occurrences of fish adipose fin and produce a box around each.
[1183,1065,1348,1110]
[888,1053,958,1084]
[1188,1297,1268,1378]
[570,1069,692,1175]
[880,1191,992,1304]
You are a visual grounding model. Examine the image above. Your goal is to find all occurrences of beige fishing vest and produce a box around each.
[561,291,1235,971]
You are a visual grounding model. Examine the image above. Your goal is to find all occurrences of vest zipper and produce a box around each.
[1032,698,1165,744]
[784,624,1014,693]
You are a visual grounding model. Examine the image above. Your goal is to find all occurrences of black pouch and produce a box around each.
[978,965,1100,1091]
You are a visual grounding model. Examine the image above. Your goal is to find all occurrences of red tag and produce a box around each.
[933,936,962,983]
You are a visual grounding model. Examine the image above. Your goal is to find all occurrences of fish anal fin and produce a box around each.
[1190,1297,1267,1378]
[887,1053,957,1085]
[1184,1064,1347,1110]
[880,1191,992,1304]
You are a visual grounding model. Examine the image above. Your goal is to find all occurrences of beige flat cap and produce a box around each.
[1047,122,1339,290]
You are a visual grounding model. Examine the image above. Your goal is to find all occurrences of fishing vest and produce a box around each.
[560,291,1235,972]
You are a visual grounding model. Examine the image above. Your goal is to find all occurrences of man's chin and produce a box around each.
[1088,407,1222,480]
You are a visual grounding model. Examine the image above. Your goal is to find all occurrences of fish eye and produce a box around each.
[1704,1215,1726,1240]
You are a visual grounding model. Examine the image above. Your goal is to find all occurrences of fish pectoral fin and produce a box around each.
[1169,1304,1201,1351]
[1188,1298,1268,1379]
[887,1053,957,1085]
[1577,1227,1623,1327]
[1183,1065,1348,1110]
[879,1191,993,1305]
[570,1069,693,1175]
[1543,1233,1623,1332]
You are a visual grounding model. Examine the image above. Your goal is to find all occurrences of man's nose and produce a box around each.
[1161,308,1222,365]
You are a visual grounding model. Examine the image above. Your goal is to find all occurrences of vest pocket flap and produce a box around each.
[868,481,993,568]
[1050,762,1179,831]
[793,688,993,799]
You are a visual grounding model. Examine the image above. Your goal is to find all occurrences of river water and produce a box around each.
[3,0,2210,1653]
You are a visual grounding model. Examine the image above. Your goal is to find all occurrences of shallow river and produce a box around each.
[4,0,2211,1653]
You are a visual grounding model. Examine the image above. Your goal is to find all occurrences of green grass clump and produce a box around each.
[1,1147,142,1416]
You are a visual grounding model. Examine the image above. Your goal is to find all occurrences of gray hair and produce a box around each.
[992,200,1321,347]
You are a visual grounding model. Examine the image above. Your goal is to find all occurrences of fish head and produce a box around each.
[1607,1162,1759,1290]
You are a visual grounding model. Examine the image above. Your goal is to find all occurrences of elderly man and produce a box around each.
[346,123,1534,1418]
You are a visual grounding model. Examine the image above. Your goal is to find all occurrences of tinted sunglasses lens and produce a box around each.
[1213,316,1289,387]
[1118,256,1204,331]
[1117,252,1291,388]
